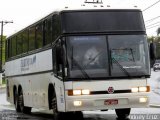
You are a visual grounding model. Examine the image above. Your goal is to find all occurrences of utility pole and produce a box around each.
[0,20,13,72]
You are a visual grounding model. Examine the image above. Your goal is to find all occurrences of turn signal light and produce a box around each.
[131,87,139,93]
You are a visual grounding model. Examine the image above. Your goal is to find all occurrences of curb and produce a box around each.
[150,104,160,108]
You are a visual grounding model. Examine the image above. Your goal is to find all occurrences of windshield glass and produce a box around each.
[109,35,150,77]
[66,36,109,78]
[66,35,150,79]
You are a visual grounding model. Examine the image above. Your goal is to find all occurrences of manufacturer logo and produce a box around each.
[108,87,114,94]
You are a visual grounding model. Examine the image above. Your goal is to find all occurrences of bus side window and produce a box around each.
[6,40,8,60]
[29,27,36,51]
[36,22,43,49]
[8,38,12,58]
[22,29,29,53]
[44,17,52,45]
[12,36,17,57]
[17,34,23,55]
[52,15,61,42]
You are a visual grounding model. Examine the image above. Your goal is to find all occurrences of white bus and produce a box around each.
[5,7,151,120]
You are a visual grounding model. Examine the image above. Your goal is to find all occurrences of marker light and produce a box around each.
[131,87,139,93]
[73,101,82,106]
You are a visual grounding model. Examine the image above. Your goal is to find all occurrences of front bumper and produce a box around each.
[65,92,149,112]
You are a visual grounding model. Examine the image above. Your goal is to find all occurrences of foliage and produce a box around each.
[148,36,160,59]
[147,36,155,43]
[2,78,6,84]
[157,27,160,36]
[0,35,6,65]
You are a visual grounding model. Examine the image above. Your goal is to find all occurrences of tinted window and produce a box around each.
[36,22,43,48]
[53,15,61,41]
[45,18,52,45]
[8,39,12,58]
[17,34,23,55]
[5,40,8,60]
[12,36,17,57]
[62,10,145,33]
[29,27,35,51]
[22,29,29,53]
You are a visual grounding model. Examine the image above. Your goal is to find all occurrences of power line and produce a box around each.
[145,16,160,23]
[143,0,160,12]
[146,21,160,27]
[146,24,160,29]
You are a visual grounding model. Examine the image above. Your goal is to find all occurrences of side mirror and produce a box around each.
[56,45,63,65]
[150,43,156,60]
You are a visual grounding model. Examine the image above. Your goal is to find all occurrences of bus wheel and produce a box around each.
[74,111,84,120]
[14,89,21,112]
[51,92,63,120]
[115,108,131,119]
[19,89,32,114]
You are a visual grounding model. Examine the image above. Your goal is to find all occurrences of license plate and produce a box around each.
[104,99,118,105]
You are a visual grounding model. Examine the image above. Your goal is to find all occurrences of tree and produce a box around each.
[0,35,6,66]
[157,27,160,36]
[147,36,155,43]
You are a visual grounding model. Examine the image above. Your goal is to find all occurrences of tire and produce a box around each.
[51,89,82,120]
[19,88,32,114]
[51,90,63,120]
[115,108,131,119]
[14,89,21,112]
[74,111,84,120]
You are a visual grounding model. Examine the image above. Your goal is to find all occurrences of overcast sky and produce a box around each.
[0,0,160,37]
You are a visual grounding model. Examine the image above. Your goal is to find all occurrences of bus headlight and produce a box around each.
[131,86,150,93]
[131,87,139,93]
[68,89,90,96]
[139,86,150,92]
[139,87,147,92]
[82,89,90,95]
[73,90,82,95]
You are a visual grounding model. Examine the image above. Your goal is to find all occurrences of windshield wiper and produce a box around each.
[70,46,90,79]
[110,49,131,77]
[129,48,135,62]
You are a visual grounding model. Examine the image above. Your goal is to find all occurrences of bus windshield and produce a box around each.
[66,35,150,79]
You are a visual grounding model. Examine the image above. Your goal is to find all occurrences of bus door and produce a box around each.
[52,39,66,111]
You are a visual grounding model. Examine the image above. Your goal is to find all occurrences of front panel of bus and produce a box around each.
[60,9,150,111]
